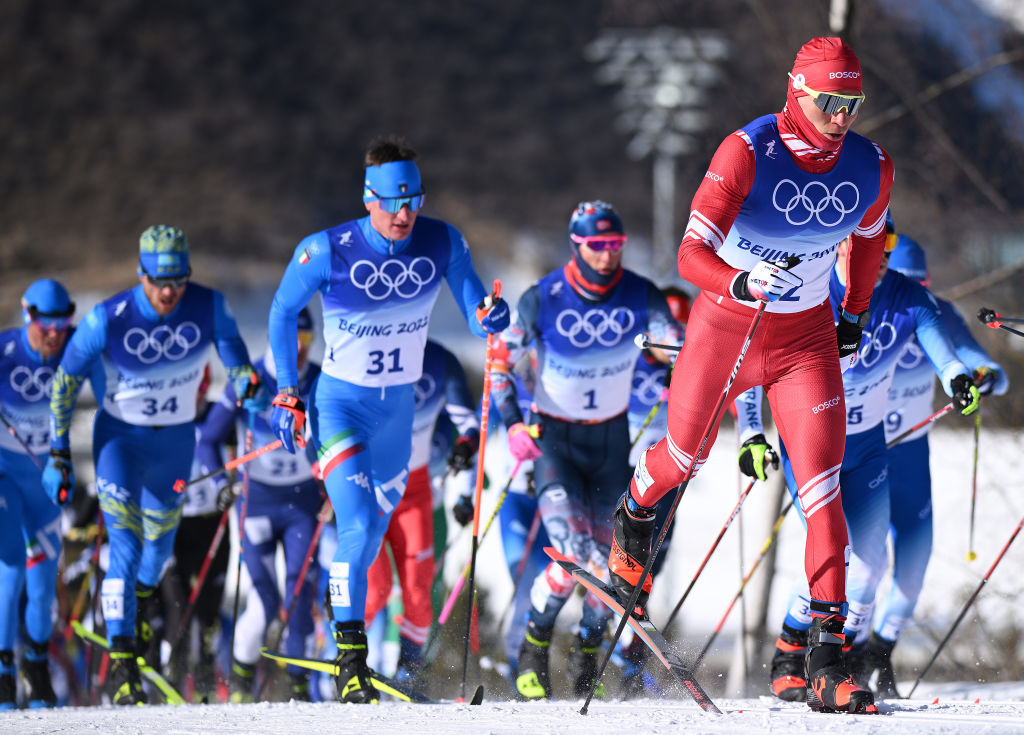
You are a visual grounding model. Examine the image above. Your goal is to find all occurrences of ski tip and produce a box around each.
[470,685,484,705]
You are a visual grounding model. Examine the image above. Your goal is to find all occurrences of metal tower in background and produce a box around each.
[585,27,728,276]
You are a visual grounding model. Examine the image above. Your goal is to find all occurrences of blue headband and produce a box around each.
[363,160,423,201]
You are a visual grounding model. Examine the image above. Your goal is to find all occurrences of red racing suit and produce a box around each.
[630,112,894,604]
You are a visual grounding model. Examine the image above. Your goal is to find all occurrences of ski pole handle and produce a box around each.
[633,333,681,353]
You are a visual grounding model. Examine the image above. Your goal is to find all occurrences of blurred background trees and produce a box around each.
[3,0,1024,419]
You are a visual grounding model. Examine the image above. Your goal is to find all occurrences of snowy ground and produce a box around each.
[6,420,1023,733]
[6,687,1024,734]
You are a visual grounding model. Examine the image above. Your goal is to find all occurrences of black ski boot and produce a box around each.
[289,671,312,702]
[135,583,162,666]
[332,622,378,704]
[515,623,552,700]
[109,636,147,705]
[21,639,57,709]
[769,624,808,702]
[568,631,606,699]
[608,492,657,620]
[0,650,15,712]
[229,660,255,703]
[193,628,218,703]
[865,632,900,699]
[804,611,876,714]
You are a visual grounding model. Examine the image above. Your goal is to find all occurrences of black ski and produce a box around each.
[544,547,721,714]
[259,648,484,705]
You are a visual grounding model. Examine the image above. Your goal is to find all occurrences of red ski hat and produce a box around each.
[790,37,862,95]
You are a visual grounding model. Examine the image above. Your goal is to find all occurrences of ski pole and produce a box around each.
[906,509,1024,698]
[885,403,954,449]
[459,279,501,702]
[420,464,520,670]
[496,504,543,636]
[172,437,288,493]
[228,419,254,673]
[439,459,521,626]
[692,497,795,670]
[663,478,759,630]
[166,504,232,660]
[65,515,104,637]
[0,411,45,470]
[633,333,682,353]
[978,307,1024,338]
[967,410,981,562]
[581,295,773,716]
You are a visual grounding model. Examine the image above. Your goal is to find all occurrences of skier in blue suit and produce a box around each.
[858,232,1008,697]
[197,307,322,703]
[266,136,509,703]
[766,229,981,702]
[44,225,264,705]
[0,279,85,710]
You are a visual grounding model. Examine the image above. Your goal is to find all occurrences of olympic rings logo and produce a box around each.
[9,365,54,401]
[896,341,926,370]
[350,258,437,301]
[414,373,437,408]
[632,369,666,404]
[857,320,897,369]
[772,179,860,227]
[123,322,202,364]
[555,307,635,348]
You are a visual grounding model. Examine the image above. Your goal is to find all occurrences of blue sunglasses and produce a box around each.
[366,187,425,214]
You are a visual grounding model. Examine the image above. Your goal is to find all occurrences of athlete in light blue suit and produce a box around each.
[767,231,981,702]
[0,279,84,710]
[861,233,1008,697]
[266,136,509,703]
[44,225,262,705]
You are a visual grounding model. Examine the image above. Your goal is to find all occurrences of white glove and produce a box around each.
[745,260,804,302]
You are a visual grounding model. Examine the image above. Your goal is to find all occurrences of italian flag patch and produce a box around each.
[298,248,311,264]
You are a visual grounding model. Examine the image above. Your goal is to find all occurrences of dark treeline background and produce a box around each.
[4,0,1024,421]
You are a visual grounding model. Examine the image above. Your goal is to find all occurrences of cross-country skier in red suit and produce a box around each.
[607,37,893,714]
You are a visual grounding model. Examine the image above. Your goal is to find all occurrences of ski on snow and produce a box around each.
[71,620,186,705]
[259,648,484,705]
[544,547,722,714]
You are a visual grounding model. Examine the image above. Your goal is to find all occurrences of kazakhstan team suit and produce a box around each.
[364,339,479,654]
[876,296,1006,643]
[0,328,94,656]
[268,215,492,630]
[50,284,255,642]
[492,267,681,635]
[635,115,890,609]
[775,268,970,643]
[196,352,321,666]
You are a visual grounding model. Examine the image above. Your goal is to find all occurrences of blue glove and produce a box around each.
[232,367,271,413]
[42,449,74,505]
[476,295,510,334]
[270,389,306,454]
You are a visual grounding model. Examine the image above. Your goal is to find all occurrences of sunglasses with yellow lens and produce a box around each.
[789,73,865,116]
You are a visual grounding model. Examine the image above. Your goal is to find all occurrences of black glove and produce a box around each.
[737,434,779,482]
[447,434,479,473]
[836,315,866,373]
[216,483,238,512]
[452,494,474,527]
[950,374,981,416]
